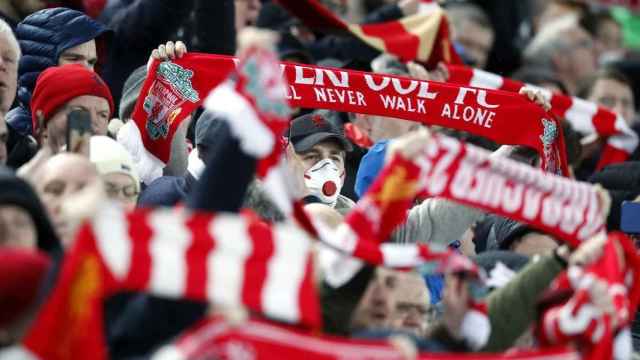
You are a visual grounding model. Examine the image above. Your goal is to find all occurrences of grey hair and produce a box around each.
[446,2,493,36]
[523,14,580,70]
[0,19,20,60]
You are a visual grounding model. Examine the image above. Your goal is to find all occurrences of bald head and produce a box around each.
[35,153,99,247]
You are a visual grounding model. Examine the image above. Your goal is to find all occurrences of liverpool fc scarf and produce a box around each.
[445,65,639,170]
[131,54,568,175]
[275,0,461,67]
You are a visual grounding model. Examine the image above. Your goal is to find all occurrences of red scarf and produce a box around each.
[275,0,461,67]
[132,54,568,175]
[445,65,639,170]
[536,232,640,360]
[415,134,607,247]
[157,315,580,360]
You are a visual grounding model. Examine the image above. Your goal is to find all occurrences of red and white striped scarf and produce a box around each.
[22,206,321,360]
[445,65,639,170]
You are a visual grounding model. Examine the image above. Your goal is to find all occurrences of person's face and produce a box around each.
[0,205,36,250]
[454,20,494,69]
[459,226,477,257]
[234,0,262,31]
[588,78,636,125]
[36,155,98,247]
[386,272,430,337]
[45,95,111,152]
[354,114,421,143]
[0,32,18,114]
[596,19,623,56]
[510,233,558,257]
[350,267,399,331]
[298,141,346,174]
[12,0,47,17]
[563,28,596,88]
[103,172,138,210]
[0,113,7,165]
[58,40,98,70]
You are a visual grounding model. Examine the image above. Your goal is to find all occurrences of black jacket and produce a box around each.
[99,0,236,106]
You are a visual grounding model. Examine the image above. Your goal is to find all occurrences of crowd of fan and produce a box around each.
[0,0,639,358]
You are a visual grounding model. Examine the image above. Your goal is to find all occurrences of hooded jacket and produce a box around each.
[589,161,640,231]
[0,167,61,254]
[6,7,109,136]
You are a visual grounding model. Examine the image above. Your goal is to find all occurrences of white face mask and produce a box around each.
[304,158,344,208]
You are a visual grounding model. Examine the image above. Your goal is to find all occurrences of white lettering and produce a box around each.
[441,103,452,118]
[380,94,396,108]
[522,188,543,220]
[454,87,476,105]
[314,87,327,102]
[463,106,475,122]
[476,89,499,108]
[391,78,418,95]
[417,81,438,100]
[502,183,524,213]
[365,75,390,91]
[295,66,315,85]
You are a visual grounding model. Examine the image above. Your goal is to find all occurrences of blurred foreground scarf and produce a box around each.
[154,315,579,360]
[21,205,321,360]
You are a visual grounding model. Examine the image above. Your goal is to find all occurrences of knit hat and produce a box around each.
[89,136,140,193]
[0,248,51,328]
[119,65,147,120]
[30,64,114,136]
[0,166,61,254]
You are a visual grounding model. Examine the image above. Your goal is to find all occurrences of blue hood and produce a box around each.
[8,7,109,135]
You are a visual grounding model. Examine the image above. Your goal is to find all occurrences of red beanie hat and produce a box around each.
[30,64,114,136]
[0,248,51,328]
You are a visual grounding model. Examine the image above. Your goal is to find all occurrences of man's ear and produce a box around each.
[551,53,568,73]
[352,113,372,132]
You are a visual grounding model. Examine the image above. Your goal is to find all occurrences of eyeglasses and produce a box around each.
[105,183,139,199]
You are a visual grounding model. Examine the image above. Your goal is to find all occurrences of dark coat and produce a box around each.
[6,7,109,136]
[588,161,640,231]
[99,0,235,107]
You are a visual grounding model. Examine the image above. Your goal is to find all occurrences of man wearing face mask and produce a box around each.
[287,113,355,215]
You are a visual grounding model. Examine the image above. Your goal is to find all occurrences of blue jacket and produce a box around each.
[6,7,108,136]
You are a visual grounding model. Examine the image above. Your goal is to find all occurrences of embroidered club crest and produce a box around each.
[144,61,200,140]
[540,118,558,146]
[540,118,559,174]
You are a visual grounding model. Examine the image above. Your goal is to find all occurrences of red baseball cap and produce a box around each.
[30,64,114,136]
